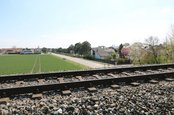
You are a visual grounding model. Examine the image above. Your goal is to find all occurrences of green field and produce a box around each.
[0,54,88,75]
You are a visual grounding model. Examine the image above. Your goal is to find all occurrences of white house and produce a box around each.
[91,46,115,60]
[20,49,33,54]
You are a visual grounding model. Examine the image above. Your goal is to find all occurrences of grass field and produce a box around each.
[0,54,88,75]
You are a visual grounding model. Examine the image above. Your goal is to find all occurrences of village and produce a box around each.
[0,47,41,54]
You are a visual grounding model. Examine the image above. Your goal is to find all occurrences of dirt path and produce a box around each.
[51,53,115,68]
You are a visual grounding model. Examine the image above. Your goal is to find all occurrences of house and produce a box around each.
[0,48,41,54]
[33,47,41,54]
[0,48,22,54]
[91,46,115,60]
[20,48,33,54]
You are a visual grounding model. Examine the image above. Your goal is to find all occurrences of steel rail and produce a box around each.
[0,63,174,81]
[0,71,173,97]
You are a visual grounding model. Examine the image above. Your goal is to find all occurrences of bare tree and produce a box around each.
[144,36,159,64]
[168,25,174,39]
[130,42,144,64]
[166,25,174,62]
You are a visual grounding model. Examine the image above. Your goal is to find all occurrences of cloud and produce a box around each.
[35,23,169,48]
[0,22,170,48]
[161,7,174,14]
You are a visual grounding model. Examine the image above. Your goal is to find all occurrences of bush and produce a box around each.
[83,55,94,60]
[117,58,131,64]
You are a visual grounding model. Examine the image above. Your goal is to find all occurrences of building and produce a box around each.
[33,47,41,54]
[0,48,22,54]
[91,46,115,60]
[20,49,33,54]
[0,48,41,54]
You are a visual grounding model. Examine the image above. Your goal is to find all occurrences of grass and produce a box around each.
[0,54,88,75]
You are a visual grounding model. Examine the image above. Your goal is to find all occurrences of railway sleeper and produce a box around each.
[57,78,64,83]
[76,76,84,81]
[130,82,140,86]
[149,79,159,84]
[167,68,174,71]
[110,84,120,89]
[88,87,97,92]
[37,79,45,84]
[122,72,132,76]
[62,90,71,95]
[108,73,118,78]
[146,70,155,73]
[16,81,24,86]
[134,71,146,75]
[158,69,166,72]
[32,93,43,99]
[93,75,101,79]
[165,77,174,81]
[0,97,10,104]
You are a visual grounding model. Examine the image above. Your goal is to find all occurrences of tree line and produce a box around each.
[51,41,91,56]
[129,26,174,64]
[97,25,174,65]
[42,25,174,65]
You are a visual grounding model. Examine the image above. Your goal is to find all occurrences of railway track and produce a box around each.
[0,64,174,114]
[0,63,174,97]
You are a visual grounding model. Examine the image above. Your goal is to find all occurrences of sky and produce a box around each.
[0,0,174,48]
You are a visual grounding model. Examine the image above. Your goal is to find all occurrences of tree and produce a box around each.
[144,36,159,64]
[112,52,117,60]
[81,41,91,55]
[130,42,144,64]
[67,44,74,53]
[74,43,82,55]
[164,25,174,62]
[123,43,130,47]
[51,48,57,53]
[42,47,47,53]
[57,47,63,53]
[118,44,124,58]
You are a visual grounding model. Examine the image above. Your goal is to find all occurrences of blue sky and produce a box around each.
[0,0,174,48]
